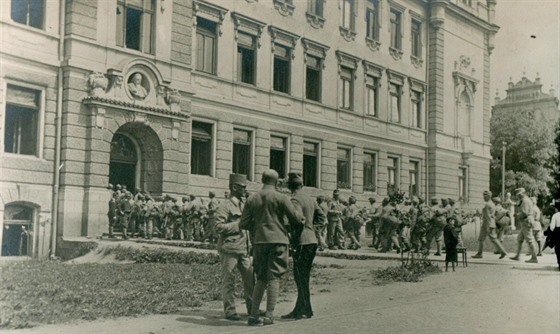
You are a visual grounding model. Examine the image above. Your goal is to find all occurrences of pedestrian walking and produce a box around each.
[214,174,254,321]
[543,200,560,270]
[472,191,507,259]
[510,188,538,263]
[240,170,303,326]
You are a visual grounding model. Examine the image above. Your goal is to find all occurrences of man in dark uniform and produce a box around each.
[118,192,133,239]
[282,172,325,320]
[107,191,118,238]
[240,169,303,326]
[215,174,254,321]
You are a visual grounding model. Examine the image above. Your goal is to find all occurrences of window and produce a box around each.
[366,75,379,116]
[459,166,468,201]
[340,67,354,110]
[363,152,377,192]
[116,0,154,54]
[232,129,252,180]
[308,0,323,17]
[11,0,44,29]
[273,45,291,94]
[303,141,319,187]
[387,156,399,192]
[366,0,380,41]
[389,83,401,123]
[4,85,40,156]
[390,8,402,50]
[306,55,322,102]
[270,136,287,179]
[191,121,213,176]
[411,19,422,59]
[411,90,423,128]
[237,32,256,85]
[409,160,419,197]
[337,147,351,189]
[341,0,355,30]
[196,17,217,74]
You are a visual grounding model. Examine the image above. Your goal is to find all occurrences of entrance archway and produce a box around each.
[2,204,35,256]
[108,123,164,195]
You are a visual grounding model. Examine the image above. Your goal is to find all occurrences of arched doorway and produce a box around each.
[108,123,164,195]
[2,204,35,256]
[109,133,138,192]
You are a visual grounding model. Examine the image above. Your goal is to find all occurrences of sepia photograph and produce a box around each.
[0,0,559,333]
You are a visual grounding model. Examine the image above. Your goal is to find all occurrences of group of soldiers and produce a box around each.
[106,184,219,241]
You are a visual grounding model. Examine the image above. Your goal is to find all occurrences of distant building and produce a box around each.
[0,0,498,258]
[493,74,559,121]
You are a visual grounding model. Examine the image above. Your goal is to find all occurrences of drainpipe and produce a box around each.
[51,0,66,258]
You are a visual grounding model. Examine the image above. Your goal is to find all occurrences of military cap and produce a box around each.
[317,195,326,201]
[116,184,122,190]
[209,191,215,197]
[229,173,247,186]
[137,193,145,200]
[483,190,492,196]
[368,197,376,202]
[348,195,357,204]
[448,198,455,205]
[492,196,501,203]
[430,197,439,205]
[411,196,419,204]
[182,196,189,201]
[262,169,279,184]
[172,197,178,203]
[287,172,303,185]
[107,183,114,190]
[333,189,340,195]
[513,188,526,196]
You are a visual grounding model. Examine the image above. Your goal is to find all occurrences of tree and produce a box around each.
[490,109,555,198]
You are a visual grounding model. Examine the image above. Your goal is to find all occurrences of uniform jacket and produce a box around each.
[215,196,249,255]
[327,199,345,222]
[515,196,534,229]
[240,184,303,245]
[290,192,323,245]
[482,200,496,228]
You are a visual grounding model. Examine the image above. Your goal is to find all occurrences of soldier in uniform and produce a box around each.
[342,196,363,250]
[107,191,118,238]
[118,192,133,239]
[314,195,329,251]
[240,170,303,326]
[215,174,254,321]
[472,191,507,259]
[203,191,219,243]
[411,197,429,253]
[425,197,446,256]
[181,196,192,241]
[282,172,324,320]
[189,195,204,241]
[143,195,158,239]
[380,199,400,253]
[327,189,346,250]
[510,188,538,263]
[493,197,510,247]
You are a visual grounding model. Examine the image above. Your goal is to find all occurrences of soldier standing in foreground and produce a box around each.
[472,191,507,259]
[214,174,254,321]
[327,189,346,250]
[240,170,303,326]
[510,188,538,263]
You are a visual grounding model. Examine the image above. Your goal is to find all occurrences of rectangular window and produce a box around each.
[273,45,291,94]
[409,160,419,197]
[237,32,256,85]
[306,55,322,102]
[233,129,252,180]
[116,0,154,54]
[459,166,468,201]
[303,141,319,187]
[11,0,44,29]
[4,85,40,156]
[390,83,401,123]
[387,156,399,192]
[366,0,379,40]
[337,147,351,189]
[341,0,354,30]
[270,136,287,179]
[191,121,213,176]
[411,91,423,128]
[363,152,377,192]
[308,0,323,17]
[196,17,217,75]
[366,75,378,117]
[411,19,422,58]
[390,8,402,50]
[339,66,353,110]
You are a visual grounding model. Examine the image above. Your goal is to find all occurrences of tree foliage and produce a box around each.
[490,108,555,197]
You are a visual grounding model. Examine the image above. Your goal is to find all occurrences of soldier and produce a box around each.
[493,197,510,246]
[314,195,329,251]
[425,197,446,256]
[282,172,324,320]
[203,191,219,243]
[510,188,538,263]
[343,196,363,250]
[380,199,400,253]
[215,174,254,321]
[530,197,544,256]
[181,196,192,241]
[240,170,303,326]
[143,195,158,239]
[133,194,146,238]
[411,197,430,253]
[118,192,133,239]
[472,191,507,259]
[189,194,204,241]
[107,191,118,238]
[327,189,346,250]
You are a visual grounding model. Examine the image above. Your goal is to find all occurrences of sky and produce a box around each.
[491,0,560,103]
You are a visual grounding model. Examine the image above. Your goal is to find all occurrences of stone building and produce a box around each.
[0,0,498,258]
[493,74,559,121]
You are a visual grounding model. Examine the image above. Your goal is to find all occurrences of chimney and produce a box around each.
[494,89,500,105]
[508,77,514,89]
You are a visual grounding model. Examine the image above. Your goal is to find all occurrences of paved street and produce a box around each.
[6,246,559,334]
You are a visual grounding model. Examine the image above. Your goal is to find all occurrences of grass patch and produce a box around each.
[373,258,441,285]
[100,245,221,265]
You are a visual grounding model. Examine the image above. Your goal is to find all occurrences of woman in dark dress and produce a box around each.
[443,217,459,272]
[544,200,560,271]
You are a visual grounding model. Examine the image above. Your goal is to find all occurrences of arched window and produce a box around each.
[2,204,34,256]
[458,90,471,137]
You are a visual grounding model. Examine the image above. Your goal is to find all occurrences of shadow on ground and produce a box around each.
[175,309,248,327]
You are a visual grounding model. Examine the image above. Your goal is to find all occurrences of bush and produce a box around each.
[101,245,220,265]
[373,258,441,285]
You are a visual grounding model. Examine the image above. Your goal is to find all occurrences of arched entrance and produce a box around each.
[109,133,138,192]
[2,204,35,256]
[108,123,164,195]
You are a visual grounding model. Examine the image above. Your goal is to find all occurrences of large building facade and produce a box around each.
[0,0,498,258]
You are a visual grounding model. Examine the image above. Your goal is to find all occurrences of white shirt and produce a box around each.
[549,212,560,230]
